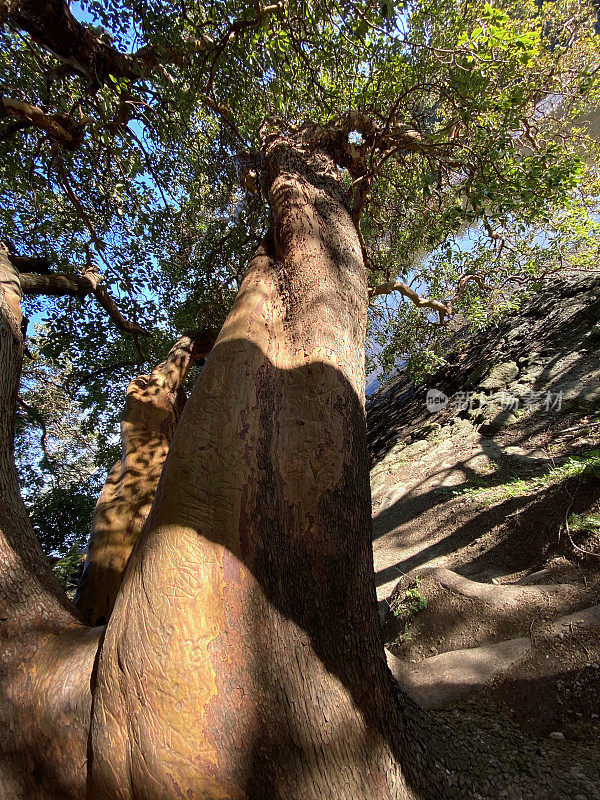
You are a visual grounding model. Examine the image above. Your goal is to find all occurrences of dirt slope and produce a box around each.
[367,272,600,743]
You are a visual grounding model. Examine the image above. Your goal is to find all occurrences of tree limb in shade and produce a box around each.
[3,0,281,89]
[18,269,149,336]
[16,395,54,467]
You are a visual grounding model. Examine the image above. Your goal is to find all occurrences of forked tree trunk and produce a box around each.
[1,135,590,800]
[75,331,215,626]
[0,287,98,800]
[88,132,411,799]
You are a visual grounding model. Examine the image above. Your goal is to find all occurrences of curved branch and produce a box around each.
[3,0,141,87]
[369,272,491,324]
[368,280,451,323]
[450,272,488,302]
[1,96,84,148]
[92,283,149,336]
[16,395,54,466]
[298,112,440,180]
[52,147,100,244]
[204,2,283,97]
[18,271,149,336]
[4,0,280,91]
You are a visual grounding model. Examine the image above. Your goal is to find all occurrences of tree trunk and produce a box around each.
[0,285,98,800]
[75,331,215,626]
[2,136,595,800]
[0,243,23,325]
[88,132,410,799]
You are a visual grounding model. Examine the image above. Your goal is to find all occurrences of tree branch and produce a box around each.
[2,0,141,87]
[368,280,451,323]
[4,0,280,91]
[52,147,101,245]
[93,283,149,336]
[7,254,51,273]
[301,112,440,179]
[65,358,145,392]
[204,2,283,97]
[368,272,490,324]
[18,270,149,336]
[0,96,84,148]
[16,395,54,467]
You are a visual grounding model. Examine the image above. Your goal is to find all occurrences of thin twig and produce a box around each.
[52,146,101,246]
[16,396,55,467]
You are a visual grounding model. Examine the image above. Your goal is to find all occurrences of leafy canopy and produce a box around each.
[2,0,599,552]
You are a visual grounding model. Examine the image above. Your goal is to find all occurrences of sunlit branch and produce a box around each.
[1,96,84,148]
[368,280,451,323]
[369,272,491,325]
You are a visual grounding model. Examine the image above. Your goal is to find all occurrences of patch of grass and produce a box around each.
[566,510,600,533]
[390,578,428,640]
[446,449,600,506]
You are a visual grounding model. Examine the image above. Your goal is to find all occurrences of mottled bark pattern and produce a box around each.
[89,133,408,799]
[75,332,215,626]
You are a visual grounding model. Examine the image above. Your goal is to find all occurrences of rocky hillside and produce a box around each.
[367,272,600,746]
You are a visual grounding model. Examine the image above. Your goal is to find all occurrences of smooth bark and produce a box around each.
[1,134,590,800]
[0,244,23,325]
[89,133,410,799]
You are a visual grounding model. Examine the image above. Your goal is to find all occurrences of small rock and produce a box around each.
[478,361,519,391]
[491,578,499,585]
[549,731,565,741]
[557,632,564,641]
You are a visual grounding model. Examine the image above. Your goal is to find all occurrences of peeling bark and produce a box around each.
[75,330,215,626]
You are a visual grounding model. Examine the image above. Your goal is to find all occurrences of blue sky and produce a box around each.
[71,2,93,25]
